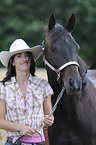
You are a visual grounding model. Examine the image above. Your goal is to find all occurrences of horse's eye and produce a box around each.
[50,47,54,51]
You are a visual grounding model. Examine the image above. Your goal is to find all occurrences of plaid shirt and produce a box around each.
[0,74,53,137]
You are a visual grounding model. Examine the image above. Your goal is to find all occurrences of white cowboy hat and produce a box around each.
[0,38,42,67]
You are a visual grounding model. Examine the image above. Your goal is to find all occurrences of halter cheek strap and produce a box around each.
[42,41,79,81]
[43,56,79,80]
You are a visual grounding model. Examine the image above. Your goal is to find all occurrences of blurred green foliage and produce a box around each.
[0,0,96,68]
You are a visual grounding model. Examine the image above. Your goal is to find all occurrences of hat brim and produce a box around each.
[0,45,42,67]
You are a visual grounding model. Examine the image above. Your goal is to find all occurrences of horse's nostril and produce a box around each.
[69,78,74,86]
[69,78,81,92]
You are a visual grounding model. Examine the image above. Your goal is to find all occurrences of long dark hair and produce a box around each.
[2,52,36,85]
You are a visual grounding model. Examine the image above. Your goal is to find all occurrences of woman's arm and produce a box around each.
[0,99,36,136]
[43,95,54,126]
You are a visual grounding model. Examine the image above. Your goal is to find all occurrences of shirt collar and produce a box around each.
[10,74,33,83]
[28,74,34,83]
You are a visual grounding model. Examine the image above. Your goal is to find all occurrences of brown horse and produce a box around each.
[43,13,96,145]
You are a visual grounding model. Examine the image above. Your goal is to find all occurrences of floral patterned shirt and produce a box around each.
[0,74,53,137]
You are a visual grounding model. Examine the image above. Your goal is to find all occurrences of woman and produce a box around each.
[0,39,54,145]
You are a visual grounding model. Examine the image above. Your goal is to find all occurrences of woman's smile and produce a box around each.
[13,52,31,72]
[21,62,28,66]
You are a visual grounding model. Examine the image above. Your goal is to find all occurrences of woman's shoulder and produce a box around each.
[0,82,5,91]
[0,76,16,86]
[0,81,5,87]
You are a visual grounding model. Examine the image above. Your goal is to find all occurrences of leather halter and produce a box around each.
[42,40,79,81]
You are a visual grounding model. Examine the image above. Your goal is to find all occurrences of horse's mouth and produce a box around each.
[63,82,82,95]
[65,88,81,96]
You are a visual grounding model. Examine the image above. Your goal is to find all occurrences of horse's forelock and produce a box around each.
[46,24,64,45]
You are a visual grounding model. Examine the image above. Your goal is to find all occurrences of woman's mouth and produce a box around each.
[21,62,28,66]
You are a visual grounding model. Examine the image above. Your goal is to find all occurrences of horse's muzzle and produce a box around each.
[69,78,82,93]
[69,78,82,92]
[63,77,82,95]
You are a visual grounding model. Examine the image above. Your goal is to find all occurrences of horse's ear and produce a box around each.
[65,13,75,32]
[48,12,56,32]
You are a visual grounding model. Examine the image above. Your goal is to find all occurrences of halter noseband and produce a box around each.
[42,40,79,81]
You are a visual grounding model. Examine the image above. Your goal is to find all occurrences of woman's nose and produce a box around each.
[22,55,27,61]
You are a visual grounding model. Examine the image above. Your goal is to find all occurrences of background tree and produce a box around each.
[0,0,96,68]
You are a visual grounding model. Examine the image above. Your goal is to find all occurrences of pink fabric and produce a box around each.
[11,134,45,143]
[20,134,45,143]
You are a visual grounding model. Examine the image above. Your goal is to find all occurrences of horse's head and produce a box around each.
[44,13,84,95]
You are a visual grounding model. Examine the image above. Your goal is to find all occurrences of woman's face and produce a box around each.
[13,52,31,73]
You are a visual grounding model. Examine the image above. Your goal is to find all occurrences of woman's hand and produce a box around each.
[43,115,54,126]
[19,124,36,137]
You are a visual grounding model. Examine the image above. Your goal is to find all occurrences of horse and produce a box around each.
[42,13,96,145]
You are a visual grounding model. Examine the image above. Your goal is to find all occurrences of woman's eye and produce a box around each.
[25,53,29,57]
[17,55,21,58]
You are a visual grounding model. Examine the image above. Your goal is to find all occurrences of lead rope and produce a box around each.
[13,135,24,145]
[48,86,65,117]
[43,86,65,145]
